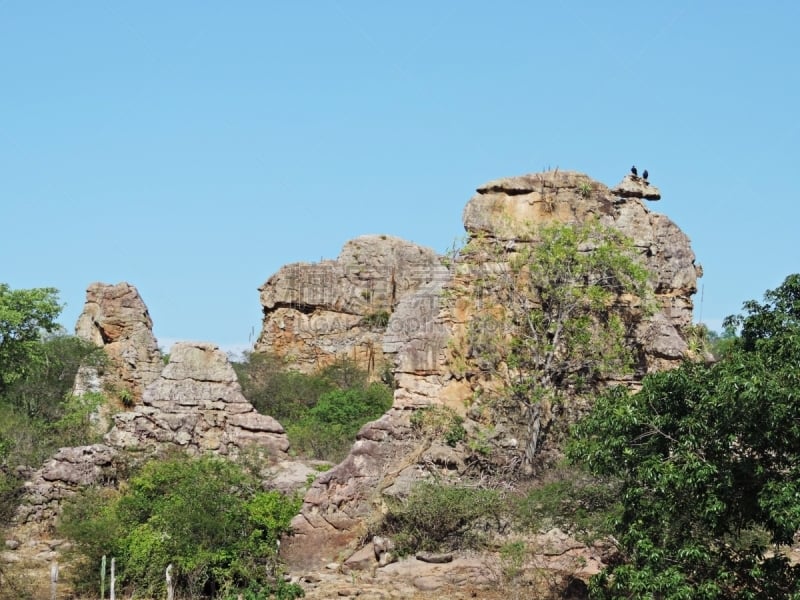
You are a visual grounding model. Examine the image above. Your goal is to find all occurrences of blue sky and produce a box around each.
[2,2,798,353]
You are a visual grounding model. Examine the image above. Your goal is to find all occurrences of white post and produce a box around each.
[110,558,116,600]
[50,561,58,600]
[166,563,174,600]
[101,554,107,600]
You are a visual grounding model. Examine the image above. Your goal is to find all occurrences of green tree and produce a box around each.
[3,334,104,418]
[466,221,652,464]
[60,454,303,599]
[287,383,393,460]
[0,284,61,393]
[569,274,800,598]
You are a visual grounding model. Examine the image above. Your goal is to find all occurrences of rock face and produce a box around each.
[282,170,701,570]
[106,342,290,458]
[74,282,163,401]
[12,444,121,526]
[255,235,446,374]
[11,343,290,528]
[463,170,699,371]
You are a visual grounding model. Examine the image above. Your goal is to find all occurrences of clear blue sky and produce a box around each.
[3,2,798,353]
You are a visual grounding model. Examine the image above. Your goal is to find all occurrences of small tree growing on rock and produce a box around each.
[461,220,653,469]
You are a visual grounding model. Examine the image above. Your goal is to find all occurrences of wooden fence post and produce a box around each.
[166,563,174,600]
[50,561,58,600]
[101,554,106,600]
[110,557,116,600]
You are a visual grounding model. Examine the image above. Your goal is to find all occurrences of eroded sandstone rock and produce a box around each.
[73,282,162,402]
[255,235,445,374]
[105,342,290,458]
[282,170,701,570]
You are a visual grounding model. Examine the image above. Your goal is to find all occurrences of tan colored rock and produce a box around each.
[105,342,290,458]
[283,170,701,572]
[74,282,162,402]
[611,173,662,200]
[255,235,446,374]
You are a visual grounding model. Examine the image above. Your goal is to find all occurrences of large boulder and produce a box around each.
[105,342,290,458]
[282,170,701,569]
[73,282,163,402]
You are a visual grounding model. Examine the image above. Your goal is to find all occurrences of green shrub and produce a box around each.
[380,482,506,553]
[287,383,392,461]
[233,352,336,422]
[59,455,302,599]
[361,310,390,329]
[410,405,466,447]
[512,466,621,543]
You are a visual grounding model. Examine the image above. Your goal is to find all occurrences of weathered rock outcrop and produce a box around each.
[463,170,699,371]
[282,170,701,570]
[12,444,121,526]
[255,235,445,374]
[73,282,163,402]
[106,342,290,458]
[11,343,289,528]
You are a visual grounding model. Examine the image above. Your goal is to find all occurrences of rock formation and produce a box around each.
[4,343,292,577]
[463,170,699,370]
[106,342,290,458]
[255,234,446,374]
[73,282,163,402]
[281,170,701,569]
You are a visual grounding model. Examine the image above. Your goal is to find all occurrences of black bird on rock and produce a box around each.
[642,169,649,181]
[631,165,638,177]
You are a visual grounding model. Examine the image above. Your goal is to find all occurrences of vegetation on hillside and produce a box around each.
[0,285,107,526]
[233,353,393,462]
[59,454,303,599]
[456,220,653,468]
[569,274,800,597]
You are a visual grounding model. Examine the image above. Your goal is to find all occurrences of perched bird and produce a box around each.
[631,165,638,177]
[642,169,649,181]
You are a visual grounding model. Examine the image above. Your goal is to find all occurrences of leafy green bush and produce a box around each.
[569,274,800,597]
[361,310,390,328]
[235,354,392,461]
[233,352,336,422]
[59,454,302,599]
[512,466,620,543]
[379,482,506,553]
[287,383,392,461]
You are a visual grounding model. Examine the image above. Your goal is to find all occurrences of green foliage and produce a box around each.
[287,383,392,461]
[501,220,652,399]
[513,466,621,543]
[569,274,800,598]
[1,333,105,418]
[379,482,506,553]
[235,354,392,461]
[59,454,302,599]
[0,324,107,526]
[410,405,466,447]
[233,352,336,422]
[464,221,653,466]
[361,309,390,328]
[0,284,62,393]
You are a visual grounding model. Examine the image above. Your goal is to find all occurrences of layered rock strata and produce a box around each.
[281,170,701,569]
[106,342,290,458]
[255,234,446,374]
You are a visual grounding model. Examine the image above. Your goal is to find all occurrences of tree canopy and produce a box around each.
[0,284,62,393]
[569,274,800,598]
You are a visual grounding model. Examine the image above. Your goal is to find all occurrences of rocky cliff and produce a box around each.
[106,341,290,458]
[255,234,446,375]
[280,170,701,569]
